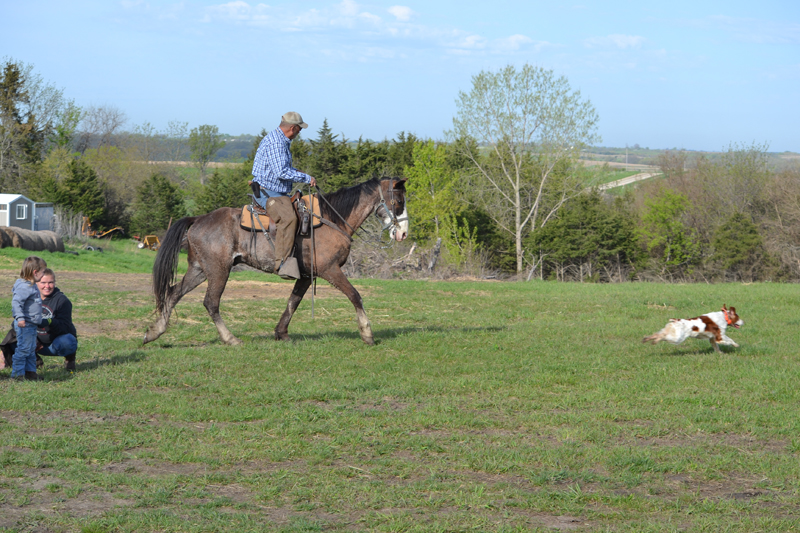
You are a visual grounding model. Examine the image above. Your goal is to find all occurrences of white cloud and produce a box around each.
[338,0,359,17]
[359,11,382,25]
[152,1,553,63]
[448,33,487,50]
[708,16,800,45]
[388,6,415,22]
[585,34,645,49]
[493,34,533,51]
[206,1,254,22]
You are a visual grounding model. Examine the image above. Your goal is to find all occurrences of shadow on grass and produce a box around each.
[655,344,741,356]
[251,325,508,344]
[40,351,148,381]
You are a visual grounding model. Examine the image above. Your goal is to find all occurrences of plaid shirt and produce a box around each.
[251,127,312,195]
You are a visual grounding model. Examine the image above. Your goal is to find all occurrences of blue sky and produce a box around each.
[3,1,798,151]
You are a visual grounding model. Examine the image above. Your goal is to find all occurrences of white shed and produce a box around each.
[0,194,54,231]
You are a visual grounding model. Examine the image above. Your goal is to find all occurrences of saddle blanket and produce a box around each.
[239,205,272,231]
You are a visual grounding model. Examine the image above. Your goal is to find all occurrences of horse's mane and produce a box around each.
[318,177,384,221]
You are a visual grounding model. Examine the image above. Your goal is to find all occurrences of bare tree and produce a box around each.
[77,105,127,153]
[450,64,600,273]
[164,120,188,162]
[132,121,160,163]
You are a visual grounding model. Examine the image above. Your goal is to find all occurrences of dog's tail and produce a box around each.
[642,332,663,344]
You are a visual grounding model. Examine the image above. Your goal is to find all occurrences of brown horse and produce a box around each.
[143,177,408,346]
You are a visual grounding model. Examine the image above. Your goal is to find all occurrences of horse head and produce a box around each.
[375,177,409,242]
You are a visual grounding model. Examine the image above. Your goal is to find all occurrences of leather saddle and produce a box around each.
[239,190,322,233]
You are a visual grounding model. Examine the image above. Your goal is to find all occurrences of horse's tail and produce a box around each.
[152,216,197,315]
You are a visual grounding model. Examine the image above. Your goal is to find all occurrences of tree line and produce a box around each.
[2,57,798,281]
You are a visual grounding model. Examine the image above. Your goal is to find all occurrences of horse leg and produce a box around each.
[274,277,312,341]
[144,263,207,344]
[204,274,242,346]
[322,268,375,345]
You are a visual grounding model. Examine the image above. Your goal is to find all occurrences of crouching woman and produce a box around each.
[1,268,78,372]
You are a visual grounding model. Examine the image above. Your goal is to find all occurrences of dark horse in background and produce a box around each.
[143,177,409,346]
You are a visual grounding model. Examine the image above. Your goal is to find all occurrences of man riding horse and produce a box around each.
[250,111,318,280]
[143,110,410,347]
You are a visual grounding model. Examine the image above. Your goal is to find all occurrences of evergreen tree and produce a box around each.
[528,190,640,280]
[52,159,106,222]
[338,137,389,186]
[385,131,418,176]
[129,173,185,236]
[196,168,250,214]
[0,60,32,190]
[290,135,312,177]
[307,119,351,192]
[712,212,771,281]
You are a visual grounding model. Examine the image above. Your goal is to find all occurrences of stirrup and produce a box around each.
[278,257,301,280]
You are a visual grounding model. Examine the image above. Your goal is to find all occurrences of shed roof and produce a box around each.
[0,194,30,203]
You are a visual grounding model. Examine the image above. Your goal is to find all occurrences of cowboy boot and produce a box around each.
[25,371,42,381]
[278,256,301,280]
[65,353,76,371]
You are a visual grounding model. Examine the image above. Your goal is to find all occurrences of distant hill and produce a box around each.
[582,146,799,171]
[215,134,258,161]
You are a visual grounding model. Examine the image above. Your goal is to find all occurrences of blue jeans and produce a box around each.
[254,187,286,209]
[12,322,38,377]
[39,333,78,358]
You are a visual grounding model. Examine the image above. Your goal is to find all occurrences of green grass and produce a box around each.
[587,168,643,187]
[0,239,157,274]
[0,253,798,531]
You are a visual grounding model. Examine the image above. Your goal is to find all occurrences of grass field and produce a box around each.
[585,168,643,187]
[1,243,799,531]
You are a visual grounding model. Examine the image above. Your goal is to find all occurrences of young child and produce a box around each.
[11,256,48,381]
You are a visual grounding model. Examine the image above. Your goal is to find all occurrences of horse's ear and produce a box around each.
[392,178,408,190]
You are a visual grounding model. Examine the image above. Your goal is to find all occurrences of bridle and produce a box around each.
[374,182,408,237]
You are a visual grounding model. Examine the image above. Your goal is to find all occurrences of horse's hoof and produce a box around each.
[362,337,375,346]
[274,332,290,342]
[225,337,243,346]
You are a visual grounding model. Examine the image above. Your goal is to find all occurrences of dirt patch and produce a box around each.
[0,270,361,340]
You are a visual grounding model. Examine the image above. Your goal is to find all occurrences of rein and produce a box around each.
[313,183,403,248]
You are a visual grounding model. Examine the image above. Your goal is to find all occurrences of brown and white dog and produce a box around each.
[643,305,743,352]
